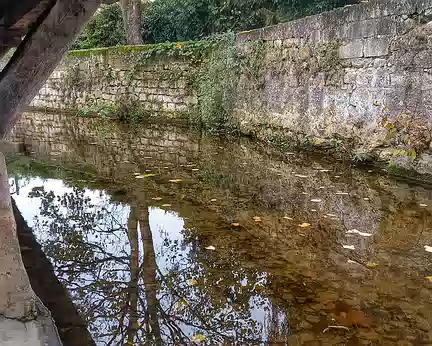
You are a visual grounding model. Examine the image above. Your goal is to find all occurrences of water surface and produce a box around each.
[4,114,432,345]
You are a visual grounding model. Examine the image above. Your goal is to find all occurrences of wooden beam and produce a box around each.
[0,0,43,28]
[0,28,25,47]
[0,0,102,139]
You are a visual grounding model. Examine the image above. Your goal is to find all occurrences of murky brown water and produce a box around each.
[3,114,432,345]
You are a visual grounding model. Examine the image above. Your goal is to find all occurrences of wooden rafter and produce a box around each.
[0,0,102,138]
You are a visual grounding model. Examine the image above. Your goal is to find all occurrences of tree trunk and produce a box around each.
[126,207,140,344]
[0,0,101,139]
[120,0,143,45]
[138,206,162,345]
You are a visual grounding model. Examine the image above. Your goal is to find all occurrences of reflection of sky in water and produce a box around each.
[11,177,274,345]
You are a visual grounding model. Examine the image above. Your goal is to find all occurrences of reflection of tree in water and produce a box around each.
[28,185,285,345]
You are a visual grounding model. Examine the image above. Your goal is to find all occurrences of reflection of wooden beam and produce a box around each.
[0,0,101,139]
[13,198,96,346]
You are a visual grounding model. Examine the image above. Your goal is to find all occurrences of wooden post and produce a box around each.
[0,153,62,345]
[0,0,102,139]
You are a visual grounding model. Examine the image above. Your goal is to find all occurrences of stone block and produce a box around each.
[364,36,390,57]
[341,21,364,40]
[339,40,364,59]
[376,16,397,36]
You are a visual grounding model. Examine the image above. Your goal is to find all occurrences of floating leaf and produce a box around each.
[366,262,378,269]
[343,245,355,250]
[144,173,156,178]
[161,204,172,207]
[133,172,141,176]
[283,216,294,220]
[210,199,217,202]
[192,168,199,172]
[253,216,262,222]
[169,179,184,183]
[135,175,145,179]
[363,198,370,201]
[424,245,432,253]
[420,204,428,207]
[326,213,337,217]
[186,279,198,286]
[191,334,206,343]
[231,223,240,227]
[346,229,373,237]
[205,245,216,250]
[298,223,311,228]
[335,309,372,328]
[334,175,341,178]
[310,199,322,203]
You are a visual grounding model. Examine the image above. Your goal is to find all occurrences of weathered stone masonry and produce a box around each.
[235,0,432,174]
[32,50,197,113]
[29,0,432,174]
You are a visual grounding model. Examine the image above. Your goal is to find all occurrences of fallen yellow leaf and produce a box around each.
[283,216,294,220]
[231,223,240,227]
[177,41,184,49]
[186,279,198,286]
[366,262,378,269]
[191,333,206,343]
[169,179,184,183]
[426,276,432,282]
[298,223,311,228]
[144,173,156,178]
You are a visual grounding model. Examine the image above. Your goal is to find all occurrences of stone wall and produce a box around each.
[29,0,432,174]
[235,0,432,173]
[31,48,198,114]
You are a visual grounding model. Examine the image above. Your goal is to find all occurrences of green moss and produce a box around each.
[68,39,218,64]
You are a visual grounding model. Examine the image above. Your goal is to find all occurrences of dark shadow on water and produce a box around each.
[13,198,95,346]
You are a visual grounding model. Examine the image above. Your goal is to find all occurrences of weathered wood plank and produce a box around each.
[0,0,101,138]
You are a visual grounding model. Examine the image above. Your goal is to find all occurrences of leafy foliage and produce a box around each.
[196,33,240,133]
[75,0,355,48]
[73,4,126,50]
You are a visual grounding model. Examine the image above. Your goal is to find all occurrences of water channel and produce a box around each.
[2,113,432,345]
